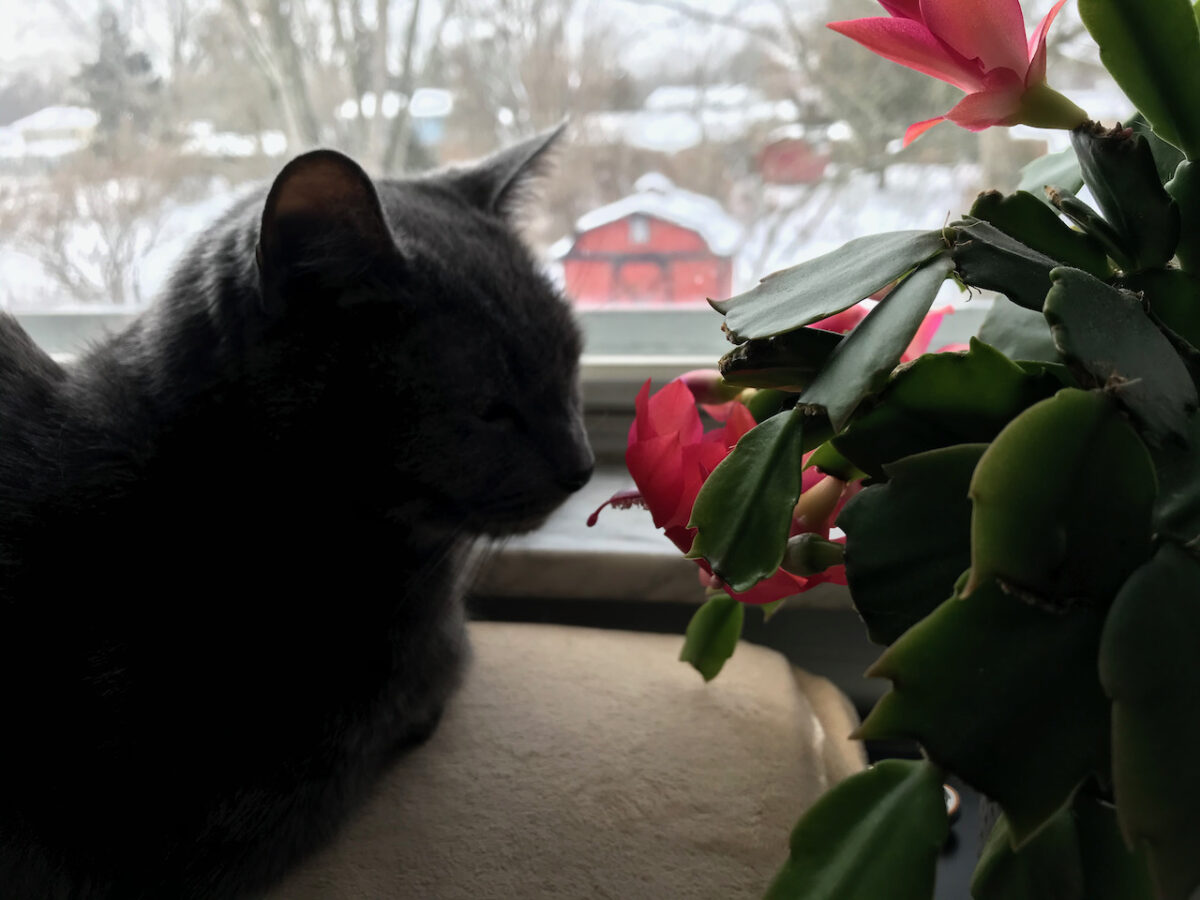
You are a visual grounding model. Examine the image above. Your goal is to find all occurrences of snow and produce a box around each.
[735,163,984,307]
[643,84,761,112]
[0,106,100,159]
[8,106,99,134]
[579,100,800,153]
[182,122,287,158]
[0,179,248,312]
[560,173,744,257]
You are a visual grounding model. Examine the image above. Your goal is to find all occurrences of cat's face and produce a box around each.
[254,133,593,536]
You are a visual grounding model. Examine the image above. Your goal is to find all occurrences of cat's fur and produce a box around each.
[0,130,592,899]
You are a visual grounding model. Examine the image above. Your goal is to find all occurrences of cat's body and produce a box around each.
[0,133,592,899]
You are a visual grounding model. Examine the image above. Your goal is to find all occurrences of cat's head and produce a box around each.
[253,129,593,537]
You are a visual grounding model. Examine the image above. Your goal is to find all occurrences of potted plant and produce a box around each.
[594,0,1200,897]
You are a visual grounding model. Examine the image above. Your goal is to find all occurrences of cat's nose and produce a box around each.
[558,462,594,493]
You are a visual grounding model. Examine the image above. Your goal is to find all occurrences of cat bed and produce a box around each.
[267,621,866,900]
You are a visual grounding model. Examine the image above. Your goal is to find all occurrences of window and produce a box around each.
[0,0,1119,549]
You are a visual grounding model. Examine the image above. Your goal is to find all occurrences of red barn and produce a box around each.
[552,174,743,308]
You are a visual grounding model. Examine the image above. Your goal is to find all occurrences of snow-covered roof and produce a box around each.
[557,173,743,257]
[9,105,98,134]
[579,101,799,153]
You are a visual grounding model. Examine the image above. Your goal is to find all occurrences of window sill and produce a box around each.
[469,466,852,611]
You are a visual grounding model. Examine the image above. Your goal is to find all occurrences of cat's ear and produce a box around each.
[257,149,398,295]
[449,121,566,219]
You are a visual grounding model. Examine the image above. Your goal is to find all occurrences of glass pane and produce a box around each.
[0,0,1114,361]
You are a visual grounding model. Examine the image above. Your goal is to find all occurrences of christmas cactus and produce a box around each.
[596,0,1200,897]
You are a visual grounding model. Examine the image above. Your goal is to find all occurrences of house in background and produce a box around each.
[0,106,98,163]
[551,173,743,308]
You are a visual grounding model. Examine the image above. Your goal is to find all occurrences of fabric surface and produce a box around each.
[267,622,866,900]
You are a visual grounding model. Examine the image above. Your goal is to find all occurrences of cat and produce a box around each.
[0,127,593,899]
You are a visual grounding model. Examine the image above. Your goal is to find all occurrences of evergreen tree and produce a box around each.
[74,7,163,154]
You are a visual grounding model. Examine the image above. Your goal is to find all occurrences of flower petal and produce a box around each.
[827,17,986,92]
[813,302,871,334]
[625,433,686,529]
[724,568,809,605]
[901,303,955,361]
[1026,0,1069,86]
[718,401,758,445]
[877,0,924,19]
[920,0,1030,74]
[945,81,1026,130]
[903,114,947,146]
[635,378,702,445]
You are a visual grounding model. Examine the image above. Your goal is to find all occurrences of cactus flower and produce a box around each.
[589,377,856,604]
[828,0,1087,145]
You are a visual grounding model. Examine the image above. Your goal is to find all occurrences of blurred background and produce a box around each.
[0,0,1124,359]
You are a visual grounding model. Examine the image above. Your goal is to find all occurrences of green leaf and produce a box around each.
[743,388,793,423]
[972,797,1155,900]
[858,578,1110,844]
[1050,188,1137,271]
[969,190,1110,279]
[1070,124,1180,270]
[977,298,1062,364]
[1044,267,1198,445]
[1073,794,1157,900]
[1100,543,1200,900]
[1018,147,1084,203]
[679,594,744,682]
[764,759,947,900]
[712,230,948,342]
[806,439,866,482]
[951,218,1059,311]
[832,338,1061,480]
[1152,410,1200,548]
[973,808,1083,900]
[1079,0,1200,159]
[1167,159,1200,273]
[798,254,955,431]
[718,326,843,390]
[1128,113,1187,184]
[688,410,804,592]
[1119,268,1200,351]
[839,444,983,646]
[760,598,787,622]
[966,388,1157,604]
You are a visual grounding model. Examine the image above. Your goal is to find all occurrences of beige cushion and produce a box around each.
[268,622,866,900]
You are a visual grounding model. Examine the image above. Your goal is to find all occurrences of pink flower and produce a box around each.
[814,301,956,362]
[828,0,1087,145]
[589,376,858,605]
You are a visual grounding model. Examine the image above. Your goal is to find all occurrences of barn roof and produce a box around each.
[555,173,744,258]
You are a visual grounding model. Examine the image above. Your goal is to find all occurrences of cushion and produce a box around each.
[267,622,866,899]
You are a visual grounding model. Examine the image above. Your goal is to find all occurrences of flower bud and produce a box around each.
[780,533,845,577]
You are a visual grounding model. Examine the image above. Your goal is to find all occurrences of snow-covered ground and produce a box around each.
[0,177,256,312]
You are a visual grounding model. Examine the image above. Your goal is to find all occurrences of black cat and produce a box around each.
[0,129,593,899]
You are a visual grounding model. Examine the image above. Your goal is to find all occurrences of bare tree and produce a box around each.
[0,153,199,306]
[210,0,472,173]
